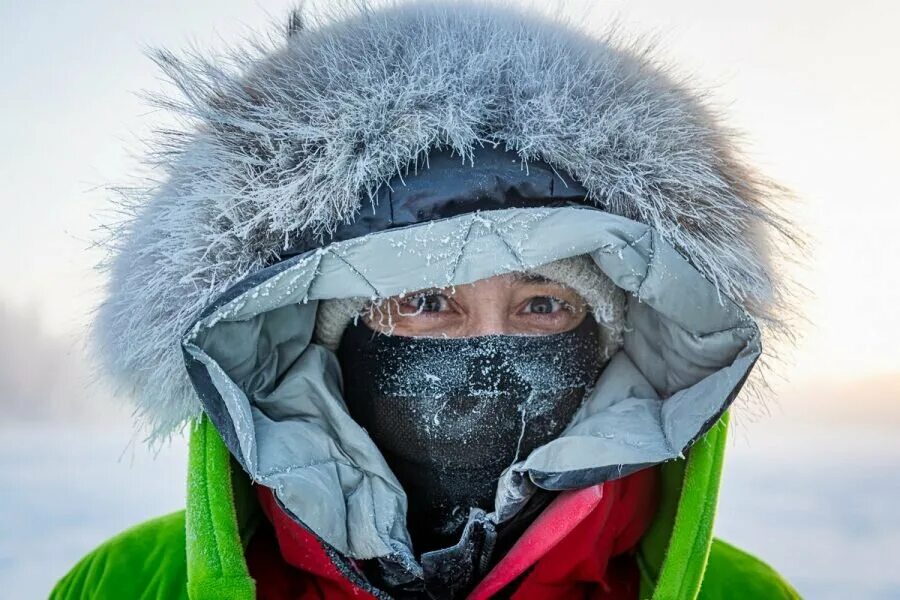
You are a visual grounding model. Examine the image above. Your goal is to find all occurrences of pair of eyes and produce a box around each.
[398,293,571,316]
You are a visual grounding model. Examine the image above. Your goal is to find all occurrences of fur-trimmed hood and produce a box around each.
[94,0,797,438]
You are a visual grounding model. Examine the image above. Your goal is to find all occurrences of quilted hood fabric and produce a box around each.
[93,1,799,439]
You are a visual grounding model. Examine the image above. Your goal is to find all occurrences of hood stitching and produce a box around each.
[93,1,801,439]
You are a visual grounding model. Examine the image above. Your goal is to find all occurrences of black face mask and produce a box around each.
[336,315,604,553]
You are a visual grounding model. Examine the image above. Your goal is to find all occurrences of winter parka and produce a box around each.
[52,2,802,598]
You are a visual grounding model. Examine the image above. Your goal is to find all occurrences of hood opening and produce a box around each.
[182,205,760,578]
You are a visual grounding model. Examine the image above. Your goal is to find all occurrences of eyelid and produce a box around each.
[399,291,454,314]
[402,287,448,301]
[404,290,447,304]
[520,295,572,314]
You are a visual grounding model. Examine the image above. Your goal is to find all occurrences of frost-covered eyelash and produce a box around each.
[523,296,575,314]
[404,290,441,301]
[397,292,447,316]
[372,292,575,320]
[399,293,573,313]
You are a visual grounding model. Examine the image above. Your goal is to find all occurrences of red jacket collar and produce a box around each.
[249,467,658,599]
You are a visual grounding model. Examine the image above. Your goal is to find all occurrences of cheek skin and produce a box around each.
[508,307,587,335]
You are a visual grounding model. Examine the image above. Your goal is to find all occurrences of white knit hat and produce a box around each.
[314,255,626,362]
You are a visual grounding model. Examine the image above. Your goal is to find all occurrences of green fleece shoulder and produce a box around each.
[185,417,256,600]
[640,416,729,600]
[698,539,801,599]
[50,419,257,600]
[49,511,189,600]
[637,413,801,599]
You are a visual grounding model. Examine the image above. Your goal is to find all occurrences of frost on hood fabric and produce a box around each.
[182,206,761,575]
[93,2,797,441]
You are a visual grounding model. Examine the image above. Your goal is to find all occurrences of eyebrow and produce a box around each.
[509,272,553,284]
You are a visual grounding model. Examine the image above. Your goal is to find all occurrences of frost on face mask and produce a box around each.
[335,313,606,553]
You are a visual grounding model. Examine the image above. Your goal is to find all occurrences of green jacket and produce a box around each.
[51,414,799,599]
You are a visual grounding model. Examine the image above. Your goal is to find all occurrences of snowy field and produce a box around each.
[2,420,899,599]
[715,422,900,599]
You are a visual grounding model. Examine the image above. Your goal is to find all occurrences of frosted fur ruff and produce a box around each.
[94,1,801,439]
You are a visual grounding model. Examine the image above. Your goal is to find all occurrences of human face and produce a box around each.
[362,272,589,337]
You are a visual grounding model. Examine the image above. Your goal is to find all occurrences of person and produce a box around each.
[52,2,803,599]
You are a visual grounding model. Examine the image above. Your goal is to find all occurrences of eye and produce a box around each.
[400,293,450,315]
[522,296,568,315]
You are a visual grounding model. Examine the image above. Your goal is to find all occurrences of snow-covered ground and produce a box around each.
[2,420,899,599]
[715,422,900,599]
[0,424,187,599]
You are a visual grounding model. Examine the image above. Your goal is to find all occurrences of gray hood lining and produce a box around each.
[183,206,760,564]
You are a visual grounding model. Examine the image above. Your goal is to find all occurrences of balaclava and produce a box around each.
[324,255,626,552]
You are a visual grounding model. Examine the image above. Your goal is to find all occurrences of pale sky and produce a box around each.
[1,0,897,395]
